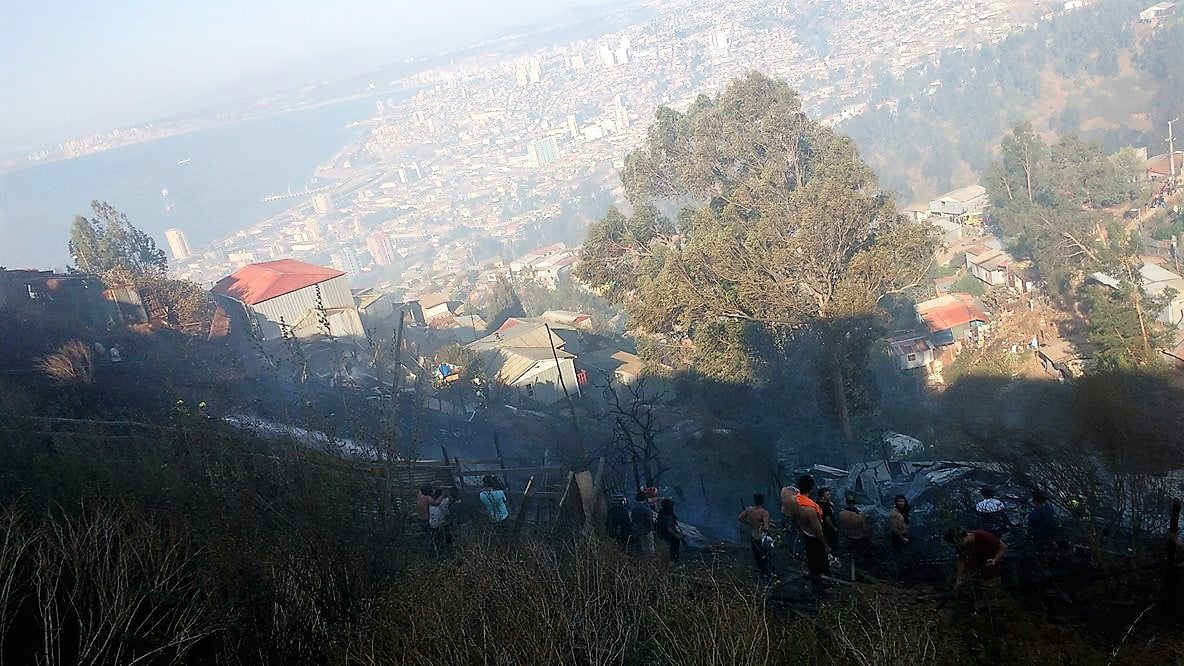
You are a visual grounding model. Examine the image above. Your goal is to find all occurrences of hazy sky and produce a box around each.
[0,0,592,155]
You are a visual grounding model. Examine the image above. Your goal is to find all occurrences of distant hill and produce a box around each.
[841,0,1183,203]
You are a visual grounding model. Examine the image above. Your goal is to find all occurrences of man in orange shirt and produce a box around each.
[738,493,772,578]
[794,475,830,590]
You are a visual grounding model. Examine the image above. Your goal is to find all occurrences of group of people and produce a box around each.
[739,475,849,591]
[414,475,512,551]
[416,483,459,549]
[606,482,685,562]
[738,475,1067,595]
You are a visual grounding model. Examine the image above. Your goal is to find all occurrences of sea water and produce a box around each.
[0,97,377,269]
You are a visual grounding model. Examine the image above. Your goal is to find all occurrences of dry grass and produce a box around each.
[3,501,213,665]
[343,537,787,665]
[34,340,94,386]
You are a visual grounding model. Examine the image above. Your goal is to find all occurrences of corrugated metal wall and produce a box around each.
[516,358,581,404]
[250,276,354,339]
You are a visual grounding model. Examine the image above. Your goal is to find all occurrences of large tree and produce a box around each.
[69,201,167,275]
[1085,228,1173,372]
[578,72,936,440]
[67,202,215,331]
[986,124,1135,293]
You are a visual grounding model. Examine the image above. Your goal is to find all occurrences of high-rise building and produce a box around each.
[164,228,192,260]
[515,64,529,87]
[710,29,731,52]
[615,37,631,65]
[566,114,579,139]
[596,44,616,67]
[304,218,322,242]
[528,59,542,84]
[330,248,361,279]
[613,95,629,130]
[314,194,334,215]
[568,53,586,70]
[366,233,396,266]
[527,136,560,168]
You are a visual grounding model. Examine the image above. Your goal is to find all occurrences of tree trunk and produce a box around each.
[1024,150,1034,202]
[1123,262,1154,359]
[828,340,854,442]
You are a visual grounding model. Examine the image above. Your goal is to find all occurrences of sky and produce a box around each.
[0,0,592,156]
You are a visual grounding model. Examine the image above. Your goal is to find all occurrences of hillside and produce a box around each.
[842,0,1184,202]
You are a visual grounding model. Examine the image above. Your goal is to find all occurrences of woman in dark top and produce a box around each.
[889,495,911,553]
[818,487,839,549]
[655,498,683,563]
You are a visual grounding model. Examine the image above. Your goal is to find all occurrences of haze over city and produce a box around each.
[0,0,594,155]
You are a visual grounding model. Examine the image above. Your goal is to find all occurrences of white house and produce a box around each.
[965,246,1012,287]
[1139,2,1176,22]
[886,334,936,370]
[1090,263,1184,329]
[467,320,581,405]
[1139,263,1184,328]
[929,184,988,219]
[212,259,365,340]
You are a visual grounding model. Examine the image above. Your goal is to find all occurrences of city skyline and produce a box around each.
[0,0,602,156]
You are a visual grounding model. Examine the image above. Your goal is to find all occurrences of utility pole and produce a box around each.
[1169,117,1180,182]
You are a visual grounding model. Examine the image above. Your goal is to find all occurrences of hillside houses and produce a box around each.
[508,243,582,290]
[887,293,991,379]
[929,184,988,222]
[964,243,1039,292]
[915,293,990,347]
[466,319,581,405]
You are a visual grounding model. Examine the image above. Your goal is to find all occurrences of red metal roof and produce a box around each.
[916,293,989,333]
[212,259,343,306]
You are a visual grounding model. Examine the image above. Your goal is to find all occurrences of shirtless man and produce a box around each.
[738,493,772,578]
[838,493,876,566]
[780,485,800,528]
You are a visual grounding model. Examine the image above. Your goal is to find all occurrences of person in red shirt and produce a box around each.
[945,528,1007,590]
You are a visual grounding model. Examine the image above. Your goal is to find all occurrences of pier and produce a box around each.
[260,184,333,204]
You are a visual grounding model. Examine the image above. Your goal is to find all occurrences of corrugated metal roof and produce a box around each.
[212,259,343,306]
[915,293,988,333]
[468,321,566,353]
[481,346,575,384]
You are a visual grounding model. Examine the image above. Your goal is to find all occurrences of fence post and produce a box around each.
[513,475,536,541]
[1163,498,1181,619]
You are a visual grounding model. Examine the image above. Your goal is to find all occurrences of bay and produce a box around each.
[0,97,378,269]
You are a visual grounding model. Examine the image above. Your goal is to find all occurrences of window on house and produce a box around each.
[525,384,534,397]
[907,353,917,361]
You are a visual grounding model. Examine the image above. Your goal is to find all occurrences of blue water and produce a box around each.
[0,98,377,269]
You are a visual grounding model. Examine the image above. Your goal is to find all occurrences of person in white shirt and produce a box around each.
[429,488,456,550]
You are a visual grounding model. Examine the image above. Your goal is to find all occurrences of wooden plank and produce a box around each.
[512,475,535,540]
[493,432,509,490]
[579,460,601,537]
[551,472,576,534]
[455,465,565,477]
[454,458,509,466]
[1164,498,1182,618]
